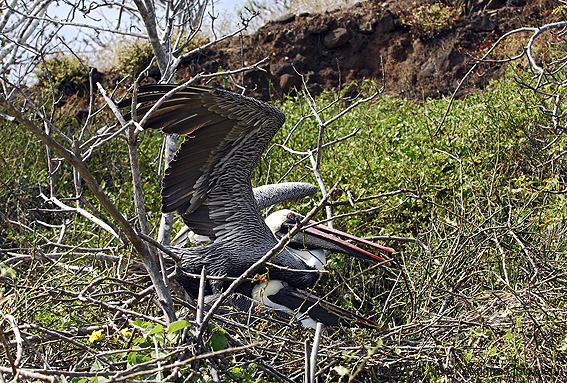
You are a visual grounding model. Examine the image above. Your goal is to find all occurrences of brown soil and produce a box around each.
[171,0,556,100]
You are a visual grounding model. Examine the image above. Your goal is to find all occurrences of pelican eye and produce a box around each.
[286,212,296,220]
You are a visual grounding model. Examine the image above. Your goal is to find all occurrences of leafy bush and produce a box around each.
[400,2,462,37]
[35,55,89,94]
[114,40,155,79]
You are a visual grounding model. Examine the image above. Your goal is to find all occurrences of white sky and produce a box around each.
[217,0,244,12]
[48,0,246,58]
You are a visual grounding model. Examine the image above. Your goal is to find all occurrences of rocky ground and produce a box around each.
[168,0,557,100]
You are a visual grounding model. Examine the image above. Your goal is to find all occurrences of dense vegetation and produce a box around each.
[1,62,566,382]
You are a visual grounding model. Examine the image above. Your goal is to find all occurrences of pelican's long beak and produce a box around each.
[277,214,394,263]
[267,281,380,329]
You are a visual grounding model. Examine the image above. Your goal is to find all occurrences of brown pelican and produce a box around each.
[121,85,391,327]
[177,203,393,328]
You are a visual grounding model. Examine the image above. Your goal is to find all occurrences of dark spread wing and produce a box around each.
[171,182,319,246]
[122,85,285,242]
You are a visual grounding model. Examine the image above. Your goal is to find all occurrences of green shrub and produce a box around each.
[114,40,155,79]
[400,2,462,37]
[35,55,89,94]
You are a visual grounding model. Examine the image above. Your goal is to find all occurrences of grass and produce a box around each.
[1,66,567,381]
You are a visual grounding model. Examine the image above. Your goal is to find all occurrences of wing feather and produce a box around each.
[122,85,285,241]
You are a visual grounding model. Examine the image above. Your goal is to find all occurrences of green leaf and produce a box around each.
[143,323,163,338]
[127,352,148,367]
[153,331,166,343]
[90,360,104,372]
[0,264,17,278]
[210,333,228,351]
[132,320,149,328]
[211,325,225,335]
[168,320,191,333]
[333,366,350,377]
[149,324,163,335]
[166,331,179,344]
[127,352,138,366]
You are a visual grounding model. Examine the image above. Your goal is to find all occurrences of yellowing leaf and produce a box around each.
[88,329,105,343]
[333,366,350,377]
